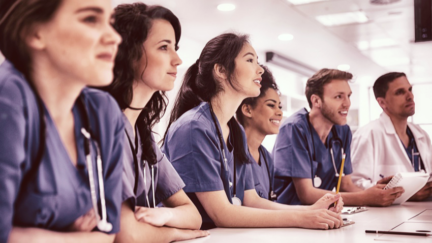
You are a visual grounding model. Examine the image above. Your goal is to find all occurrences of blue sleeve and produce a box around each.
[121,147,136,208]
[244,163,255,190]
[164,120,224,193]
[343,126,353,175]
[154,143,185,204]
[273,123,312,179]
[263,147,275,189]
[0,96,25,242]
[96,96,125,234]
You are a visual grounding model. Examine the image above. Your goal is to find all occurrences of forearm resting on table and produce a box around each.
[161,190,202,229]
[9,227,114,243]
[243,189,308,211]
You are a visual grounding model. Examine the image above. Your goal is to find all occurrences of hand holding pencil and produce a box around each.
[334,153,346,208]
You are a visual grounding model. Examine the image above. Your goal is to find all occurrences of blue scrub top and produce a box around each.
[162,102,254,229]
[249,145,274,200]
[122,115,185,209]
[0,60,124,242]
[273,108,352,205]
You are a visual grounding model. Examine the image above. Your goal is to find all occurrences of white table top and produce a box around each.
[185,198,432,243]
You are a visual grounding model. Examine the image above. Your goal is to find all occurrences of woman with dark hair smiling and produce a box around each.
[0,0,123,242]
[162,33,344,230]
[104,3,207,242]
[236,65,282,201]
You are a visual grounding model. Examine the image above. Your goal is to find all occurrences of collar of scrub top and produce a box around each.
[208,103,241,205]
[125,127,157,208]
[405,127,424,172]
[306,113,344,178]
[258,146,277,201]
[30,91,112,232]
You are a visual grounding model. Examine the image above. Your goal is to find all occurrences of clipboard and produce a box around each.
[342,206,368,215]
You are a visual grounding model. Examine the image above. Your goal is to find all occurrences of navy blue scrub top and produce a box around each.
[162,102,254,230]
[0,60,124,242]
[122,115,185,209]
[272,108,352,205]
[249,145,274,200]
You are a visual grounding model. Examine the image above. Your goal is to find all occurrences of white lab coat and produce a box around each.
[351,112,432,189]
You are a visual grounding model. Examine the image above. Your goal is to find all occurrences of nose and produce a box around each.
[171,49,183,66]
[103,23,122,46]
[343,96,351,109]
[257,64,264,75]
[276,106,283,117]
[407,90,414,101]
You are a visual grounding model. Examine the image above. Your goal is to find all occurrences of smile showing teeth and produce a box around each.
[254,80,261,84]
[270,119,280,124]
[339,111,348,115]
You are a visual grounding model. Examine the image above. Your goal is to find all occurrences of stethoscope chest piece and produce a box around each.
[314,175,322,188]
[232,196,242,206]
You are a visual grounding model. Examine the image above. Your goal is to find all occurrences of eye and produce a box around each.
[267,104,275,108]
[159,45,168,51]
[335,95,342,99]
[83,15,98,24]
[247,59,254,63]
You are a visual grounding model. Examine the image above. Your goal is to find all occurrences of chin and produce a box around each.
[91,72,114,87]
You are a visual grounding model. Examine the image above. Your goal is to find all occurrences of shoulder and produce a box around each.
[279,108,309,134]
[354,118,383,137]
[0,60,34,109]
[169,102,214,135]
[81,88,123,119]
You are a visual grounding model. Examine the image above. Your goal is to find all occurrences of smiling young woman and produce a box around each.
[236,65,282,201]
[0,0,123,242]
[162,33,344,230]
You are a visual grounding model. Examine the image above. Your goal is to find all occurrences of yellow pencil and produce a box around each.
[334,153,346,207]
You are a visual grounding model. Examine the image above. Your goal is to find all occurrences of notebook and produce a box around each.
[383,172,429,204]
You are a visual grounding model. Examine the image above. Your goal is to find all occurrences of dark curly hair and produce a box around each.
[106,2,181,165]
[236,65,279,127]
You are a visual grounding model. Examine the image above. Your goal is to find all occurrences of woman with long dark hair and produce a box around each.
[162,33,344,230]
[104,3,207,242]
[235,65,281,201]
[0,0,123,242]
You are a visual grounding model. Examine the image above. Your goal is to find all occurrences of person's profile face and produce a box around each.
[30,0,121,86]
[232,43,264,98]
[135,18,182,92]
[320,79,352,126]
[383,76,415,118]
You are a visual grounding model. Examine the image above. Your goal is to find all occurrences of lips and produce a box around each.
[270,119,281,125]
[97,53,114,62]
[405,102,415,107]
[339,111,348,116]
[167,72,177,78]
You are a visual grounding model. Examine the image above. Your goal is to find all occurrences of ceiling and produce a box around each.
[113,0,431,86]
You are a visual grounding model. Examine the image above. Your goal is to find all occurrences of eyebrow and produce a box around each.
[265,99,277,103]
[157,39,172,44]
[243,52,255,57]
[76,7,103,14]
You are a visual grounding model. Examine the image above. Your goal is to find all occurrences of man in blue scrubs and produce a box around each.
[273,69,404,206]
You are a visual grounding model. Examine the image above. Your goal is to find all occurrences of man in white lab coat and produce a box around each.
[351,72,432,201]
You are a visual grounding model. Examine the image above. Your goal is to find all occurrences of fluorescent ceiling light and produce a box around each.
[217,3,236,11]
[287,0,328,5]
[337,64,350,71]
[278,33,294,41]
[316,11,368,26]
[357,38,397,50]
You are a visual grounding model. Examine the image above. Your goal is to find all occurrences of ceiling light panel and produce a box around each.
[316,11,368,26]
[287,0,328,5]
[217,3,236,11]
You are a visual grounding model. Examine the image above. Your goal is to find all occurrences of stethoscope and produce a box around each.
[258,147,277,201]
[209,104,241,206]
[306,113,344,188]
[125,127,157,208]
[32,94,112,232]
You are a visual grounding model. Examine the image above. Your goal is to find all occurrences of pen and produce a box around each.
[365,230,432,236]
[334,153,346,207]
[379,174,384,179]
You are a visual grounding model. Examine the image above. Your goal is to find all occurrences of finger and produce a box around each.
[193,230,211,238]
[375,184,386,189]
[318,223,329,230]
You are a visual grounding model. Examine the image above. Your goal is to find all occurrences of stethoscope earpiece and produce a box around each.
[97,220,113,232]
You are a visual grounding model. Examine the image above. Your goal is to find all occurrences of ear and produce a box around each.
[25,24,46,50]
[241,104,253,118]
[376,97,386,110]
[213,63,227,81]
[310,94,322,109]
